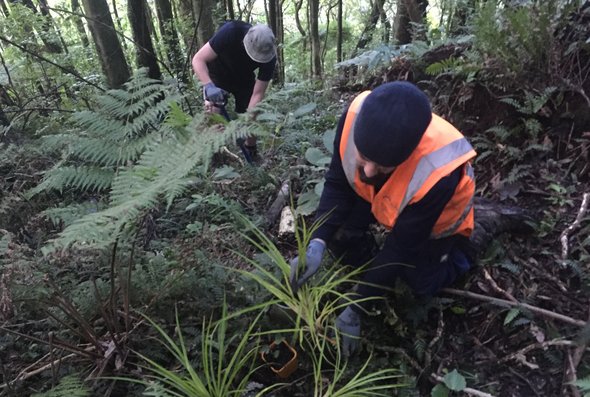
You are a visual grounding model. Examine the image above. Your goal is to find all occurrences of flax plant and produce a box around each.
[310,332,404,397]
[236,213,376,351]
[126,302,265,397]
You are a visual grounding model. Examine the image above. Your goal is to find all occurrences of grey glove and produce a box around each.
[203,82,226,105]
[289,239,326,292]
[336,306,361,357]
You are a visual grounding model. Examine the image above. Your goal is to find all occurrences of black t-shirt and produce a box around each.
[208,21,276,92]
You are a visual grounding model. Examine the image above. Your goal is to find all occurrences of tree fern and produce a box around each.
[42,102,262,252]
[29,69,182,198]
[27,166,114,196]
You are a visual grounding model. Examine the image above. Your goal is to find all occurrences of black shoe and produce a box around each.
[469,197,536,259]
[236,138,257,164]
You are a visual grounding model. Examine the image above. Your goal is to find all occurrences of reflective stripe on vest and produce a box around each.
[339,91,477,238]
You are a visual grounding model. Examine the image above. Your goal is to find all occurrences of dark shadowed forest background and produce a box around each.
[1,0,590,396]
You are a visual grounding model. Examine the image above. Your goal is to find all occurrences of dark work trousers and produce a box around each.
[209,73,255,114]
[328,198,472,299]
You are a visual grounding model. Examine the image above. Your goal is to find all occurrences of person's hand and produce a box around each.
[289,239,326,292]
[336,306,361,357]
[203,82,226,105]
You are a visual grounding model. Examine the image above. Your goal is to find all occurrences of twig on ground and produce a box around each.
[431,373,494,397]
[563,309,590,397]
[374,345,423,373]
[265,179,290,227]
[498,339,588,366]
[0,353,77,390]
[483,268,517,302]
[565,350,582,397]
[221,146,243,165]
[508,367,542,397]
[442,288,587,327]
[560,192,590,262]
[424,307,444,368]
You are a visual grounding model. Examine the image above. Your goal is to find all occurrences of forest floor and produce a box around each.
[1,52,590,397]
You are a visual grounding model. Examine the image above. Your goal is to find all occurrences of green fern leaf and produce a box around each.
[31,375,90,397]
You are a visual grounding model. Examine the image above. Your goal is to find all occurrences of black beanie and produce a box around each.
[353,81,432,167]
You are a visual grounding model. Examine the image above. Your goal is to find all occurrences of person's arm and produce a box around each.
[312,110,358,243]
[247,79,270,109]
[191,43,218,85]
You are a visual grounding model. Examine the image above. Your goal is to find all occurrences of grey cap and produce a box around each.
[243,24,276,63]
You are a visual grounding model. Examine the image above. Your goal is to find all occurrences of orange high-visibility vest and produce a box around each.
[339,91,477,238]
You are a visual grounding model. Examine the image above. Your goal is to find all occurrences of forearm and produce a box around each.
[247,80,269,110]
[191,55,211,84]
[192,43,217,85]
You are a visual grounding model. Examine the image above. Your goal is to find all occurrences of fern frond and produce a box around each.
[31,375,90,397]
[505,164,531,184]
[27,166,114,196]
[573,376,590,391]
[425,57,462,76]
[42,202,99,228]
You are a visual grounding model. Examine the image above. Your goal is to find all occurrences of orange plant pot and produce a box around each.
[260,340,298,379]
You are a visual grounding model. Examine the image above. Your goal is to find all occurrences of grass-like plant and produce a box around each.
[235,212,376,352]
[126,302,265,397]
[309,331,404,396]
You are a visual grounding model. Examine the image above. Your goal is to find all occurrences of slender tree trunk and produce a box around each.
[336,0,342,62]
[71,0,89,47]
[354,0,385,54]
[111,0,127,49]
[38,0,67,53]
[267,0,284,85]
[0,0,9,16]
[193,0,215,49]
[10,0,62,53]
[155,0,184,80]
[225,0,234,19]
[394,0,426,44]
[82,0,130,88]
[294,0,306,37]
[0,106,8,127]
[128,0,161,80]
[177,0,196,56]
[308,0,321,79]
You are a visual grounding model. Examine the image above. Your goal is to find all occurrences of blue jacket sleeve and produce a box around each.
[311,110,358,242]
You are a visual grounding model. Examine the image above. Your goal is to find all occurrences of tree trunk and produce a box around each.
[127,0,161,80]
[9,0,62,53]
[0,106,8,127]
[354,0,385,54]
[71,0,89,47]
[267,0,284,85]
[193,0,215,49]
[81,0,130,88]
[155,0,184,81]
[0,0,9,16]
[394,0,427,44]
[225,0,234,19]
[111,0,127,50]
[177,0,196,56]
[308,0,321,79]
[336,0,342,62]
[38,0,67,53]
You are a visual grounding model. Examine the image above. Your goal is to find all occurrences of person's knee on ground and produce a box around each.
[400,246,472,297]
[469,197,536,262]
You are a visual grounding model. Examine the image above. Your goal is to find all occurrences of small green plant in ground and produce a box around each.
[235,212,377,353]
[31,375,91,397]
[126,302,266,397]
[310,331,403,397]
